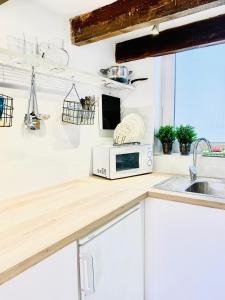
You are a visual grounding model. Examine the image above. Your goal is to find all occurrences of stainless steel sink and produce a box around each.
[154,176,225,199]
[186,181,225,198]
[186,181,209,194]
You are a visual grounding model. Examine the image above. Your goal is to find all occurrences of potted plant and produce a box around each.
[176,125,197,155]
[155,125,176,154]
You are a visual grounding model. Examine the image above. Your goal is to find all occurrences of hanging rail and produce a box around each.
[0,47,135,92]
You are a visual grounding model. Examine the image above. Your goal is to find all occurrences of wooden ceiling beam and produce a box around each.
[0,0,9,4]
[115,13,225,62]
[70,0,225,46]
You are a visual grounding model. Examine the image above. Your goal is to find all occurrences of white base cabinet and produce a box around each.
[4,196,225,300]
[145,198,225,300]
[0,242,79,300]
[79,204,145,300]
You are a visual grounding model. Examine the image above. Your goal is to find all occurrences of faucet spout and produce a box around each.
[189,138,212,181]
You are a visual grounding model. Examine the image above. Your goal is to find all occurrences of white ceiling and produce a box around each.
[32,0,115,17]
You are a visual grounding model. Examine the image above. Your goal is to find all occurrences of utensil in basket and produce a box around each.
[0,94,14,127]
[0,96,4,119]
[62,84,95,125]
[80,96,95,110]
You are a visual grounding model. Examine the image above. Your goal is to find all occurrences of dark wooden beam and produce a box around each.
[70,0,225,46]
[0,0,9,4]
[116,13,225,62]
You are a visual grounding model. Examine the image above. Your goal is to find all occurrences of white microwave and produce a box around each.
[92,144,153,179]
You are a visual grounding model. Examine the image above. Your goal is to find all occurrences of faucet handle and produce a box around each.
[189,165,197,181]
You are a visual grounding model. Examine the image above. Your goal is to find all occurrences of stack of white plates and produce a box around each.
[114,113,145,145]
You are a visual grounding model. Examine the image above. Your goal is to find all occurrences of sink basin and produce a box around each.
[154,176,225,199]
[186,181,209,194]
[186,181,225,198]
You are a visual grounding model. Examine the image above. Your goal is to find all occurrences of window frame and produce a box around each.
[160,51,225,145]
[161,54,176,126]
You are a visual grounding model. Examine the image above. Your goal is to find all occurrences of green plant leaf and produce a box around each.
[175,125,197,144]
[155,125,176,143]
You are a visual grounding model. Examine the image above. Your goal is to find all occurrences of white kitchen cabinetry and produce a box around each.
[79,204,144,300]
[145,198,225,300]
[0,242,79,300]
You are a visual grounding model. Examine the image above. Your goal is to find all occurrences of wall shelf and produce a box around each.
[0,47,135,92]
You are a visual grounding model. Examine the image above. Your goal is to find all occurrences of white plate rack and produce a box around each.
[0,47,135,94]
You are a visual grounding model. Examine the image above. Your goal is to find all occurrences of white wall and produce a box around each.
[154,153,225,179]
[0,0,67,44]
[0,0,154,200]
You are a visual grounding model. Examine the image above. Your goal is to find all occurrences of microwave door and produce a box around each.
[110,150,141,179]
[116,153,139,172]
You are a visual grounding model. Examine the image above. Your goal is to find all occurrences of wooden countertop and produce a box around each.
[1,173,225,285]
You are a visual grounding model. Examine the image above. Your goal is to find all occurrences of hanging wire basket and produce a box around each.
[62,83,95,125]
[0,94,14,127]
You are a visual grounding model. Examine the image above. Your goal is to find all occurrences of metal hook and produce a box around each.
[64,81,81,102]
[71,75,76,85]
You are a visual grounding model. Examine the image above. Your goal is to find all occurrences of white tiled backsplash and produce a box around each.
[154,153,225,179]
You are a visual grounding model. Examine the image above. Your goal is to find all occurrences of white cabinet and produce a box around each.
[79,204,144,300]
[0,242,79,300]
[145,198,225,300]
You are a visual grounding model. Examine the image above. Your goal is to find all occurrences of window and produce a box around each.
[174,44,225,142]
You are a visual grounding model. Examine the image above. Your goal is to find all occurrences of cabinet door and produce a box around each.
[0,242,79,300]
[79,205,144,300]
[145,198,225,300]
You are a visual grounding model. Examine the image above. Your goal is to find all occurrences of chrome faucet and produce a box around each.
[189,138,212,181]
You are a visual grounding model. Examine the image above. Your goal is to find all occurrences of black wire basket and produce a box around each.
[0,94,14,127]
[62,84,95,125]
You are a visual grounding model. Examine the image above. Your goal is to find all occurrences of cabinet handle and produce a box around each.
[80,254,95,296]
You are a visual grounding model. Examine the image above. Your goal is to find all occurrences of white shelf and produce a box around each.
[0,47,135,91]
